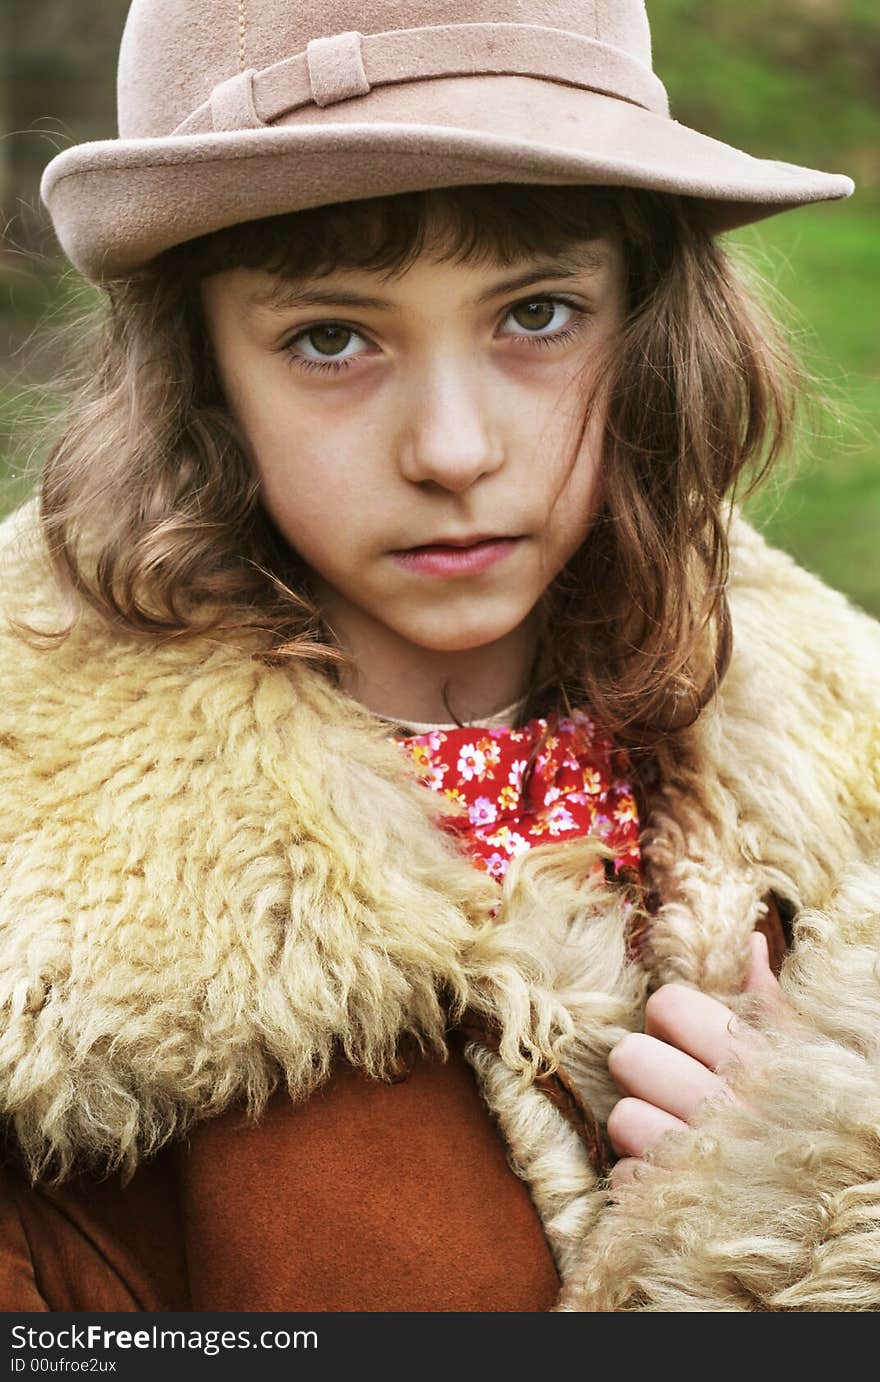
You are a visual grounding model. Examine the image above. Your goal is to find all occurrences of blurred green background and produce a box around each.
[2,0,878,611]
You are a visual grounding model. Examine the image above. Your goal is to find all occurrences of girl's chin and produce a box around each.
[389,612,531,655]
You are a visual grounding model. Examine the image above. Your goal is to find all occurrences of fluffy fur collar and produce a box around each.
[1,498,879,1237]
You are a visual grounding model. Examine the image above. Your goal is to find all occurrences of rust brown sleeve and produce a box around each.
[0,1164,49,1311]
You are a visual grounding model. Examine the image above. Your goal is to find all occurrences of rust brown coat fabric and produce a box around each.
[2,500,880,1312]
[0,1033,560,1312]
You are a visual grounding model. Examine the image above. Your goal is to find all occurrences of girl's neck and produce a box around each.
[327,595,544,728]
[371,692,530,735]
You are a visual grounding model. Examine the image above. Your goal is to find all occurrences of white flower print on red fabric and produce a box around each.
[469,795,498,827]
[393,709,642,888]
[483,824,531,858]
[457,737,502,782]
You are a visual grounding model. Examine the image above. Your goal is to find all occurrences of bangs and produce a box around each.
[157,183,631,287]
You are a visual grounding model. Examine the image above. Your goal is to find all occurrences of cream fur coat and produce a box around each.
[1,496,879,1312]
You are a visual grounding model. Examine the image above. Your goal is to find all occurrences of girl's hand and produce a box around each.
[606,933,785,1186]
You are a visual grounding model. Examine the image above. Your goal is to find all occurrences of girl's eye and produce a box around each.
[283,324,366,374]
[501,297,584,344]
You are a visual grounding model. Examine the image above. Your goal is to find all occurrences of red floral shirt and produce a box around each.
[393,710,642,889]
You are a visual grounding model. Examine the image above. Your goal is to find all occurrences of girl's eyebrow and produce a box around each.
[246,247,610,315]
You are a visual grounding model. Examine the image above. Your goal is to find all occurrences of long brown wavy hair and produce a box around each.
[15,183,800,762]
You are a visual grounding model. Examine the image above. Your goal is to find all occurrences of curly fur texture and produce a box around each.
[1,498,880,1309]
[0,502,627,1186]
[642,519,880,999]
[558,861,880,1311]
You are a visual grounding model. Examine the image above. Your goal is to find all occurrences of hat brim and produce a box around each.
[40,76,855,281]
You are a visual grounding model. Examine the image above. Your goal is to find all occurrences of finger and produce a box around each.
[608,1156,642,1190]
[643,984,748,1071]
[744,931,784,999]
[608,1031,729,1121]
[607,1095,688,1158]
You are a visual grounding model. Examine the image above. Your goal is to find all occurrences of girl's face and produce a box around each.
[200,234,626,710]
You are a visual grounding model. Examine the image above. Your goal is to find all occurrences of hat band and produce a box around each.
[170,22,669,137]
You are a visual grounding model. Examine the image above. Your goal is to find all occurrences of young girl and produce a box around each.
[1,0,878,1313]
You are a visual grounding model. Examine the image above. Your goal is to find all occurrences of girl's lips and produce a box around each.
[391,537,522,578]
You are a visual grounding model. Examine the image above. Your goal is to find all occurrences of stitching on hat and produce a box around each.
[238,0,247,72]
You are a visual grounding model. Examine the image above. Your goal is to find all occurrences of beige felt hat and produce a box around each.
[40,0,855,283]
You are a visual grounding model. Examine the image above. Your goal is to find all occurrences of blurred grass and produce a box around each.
[650,0,880,189]
[0,255,99,514]
[727,198,880,615]
[648,0,880,615]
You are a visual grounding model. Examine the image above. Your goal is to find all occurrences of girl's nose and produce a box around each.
[397,359,505,493]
